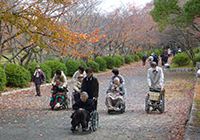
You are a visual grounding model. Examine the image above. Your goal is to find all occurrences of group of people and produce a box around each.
[31,58,164,132]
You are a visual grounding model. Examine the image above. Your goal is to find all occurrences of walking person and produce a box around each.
[81,67,99,110]
[147,62,164,111]
[142,53,147,66]
[32,65,46,96]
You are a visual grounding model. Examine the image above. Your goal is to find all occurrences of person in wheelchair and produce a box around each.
[105,77,125,112]
[72,74,84,103]
[110,69,125,88]
[147,61,164,111]
[70,92,95,132]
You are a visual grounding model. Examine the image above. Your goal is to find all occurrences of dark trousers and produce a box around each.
[94,100,97,110]
[71,110,90,128]
[35,84,41,95]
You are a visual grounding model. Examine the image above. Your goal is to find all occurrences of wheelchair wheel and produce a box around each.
[158,94,165,113]
[120,102,126,114]
[145,95,150,113]
[92,111,99,131]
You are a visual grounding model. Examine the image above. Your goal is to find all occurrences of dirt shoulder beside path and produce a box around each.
[0,62,196,140]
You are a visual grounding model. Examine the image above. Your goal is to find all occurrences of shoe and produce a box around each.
[151,108,157,111]
[108,106,114,110]
[71,126,78,132]
[114,107,120,111]
[82,127,89,132]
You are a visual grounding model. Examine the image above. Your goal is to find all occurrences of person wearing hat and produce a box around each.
[147,61,164,111]
[32,65,46,96]
[110,69,125,88]
[72,74,84,102]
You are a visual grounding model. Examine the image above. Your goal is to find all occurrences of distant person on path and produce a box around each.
[160,50,168,66]
[32,65,46,96]
[81,67,99,110]
[142,53,147,66]
[178,47,181,53]
[110,69,125,88]
[149,53,159,65]
[168,48,171,57]
[52,69,68,89]
[172,48,176,57]
[73,65,86,81]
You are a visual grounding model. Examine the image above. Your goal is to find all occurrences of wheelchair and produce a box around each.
[145,88,165,113]
[88,110,99,132]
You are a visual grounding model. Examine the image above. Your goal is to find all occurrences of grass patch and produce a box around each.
[194,84,200,126]
[170,61,195,68]
[186,84,193,90]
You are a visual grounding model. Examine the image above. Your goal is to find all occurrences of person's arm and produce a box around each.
[106,85,112,94]
[119,86,125,96]
[51,74,56,85]
[84,100,95,111]
[72,71,78,81]
[159,68,164,87]
[41,71,46,82]
[118,75,125,88]
[73,83,80,92]
[94,78,99,98]
[81,78,86,92]
[147,69,151,87]
[62,74,68,88]
[72,102,80,110]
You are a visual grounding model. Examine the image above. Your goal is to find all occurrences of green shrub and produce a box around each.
[95,57,107,71]
[133,54,140,61]
[0,67,7,90]
[125,55,133,64]
[103,56,116,69]
[194,47,199,54]
[65,59,80,76]
[5,63,31,87]
[45,61,67,77]
[154,49,161,56]
[113,57,122,67]
[136,52,144,59]
[86,61,99,72]
[114,55,125,65]
[193,54,200,66]
[172,53,190,66]
[28,62,52,83]
[80,61,87,70]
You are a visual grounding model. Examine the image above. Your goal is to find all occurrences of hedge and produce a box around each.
[95,57,107,71]
[114,55,125,65]
[65,59,80,76]
[87,61,99,72]
[28,62,51,83]
[136,52,144,59]
[133,54,140,61]
[45,61,67,77]
[5,63,31,87]
[113,57,122,67]
[80,61,87,70]
[172,53,190,66]
[103,56,116,69]
[125,55,133,64]
[0,67,7,90]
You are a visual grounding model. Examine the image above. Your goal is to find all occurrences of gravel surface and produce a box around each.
[0,63,195,140]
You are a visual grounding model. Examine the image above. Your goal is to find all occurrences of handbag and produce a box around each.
[30,83,34,92]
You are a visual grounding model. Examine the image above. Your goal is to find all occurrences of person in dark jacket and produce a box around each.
[71,92,95,132]
[81,67,99,110]
[32,65,46,96]
[142,53,147,66]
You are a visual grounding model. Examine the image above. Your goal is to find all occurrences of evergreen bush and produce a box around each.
[45,61,67,77]
[80,61,87,70]
[113,57,122,67]
[172,53,190,66]
[5,63,31,87]
[95,57,107,71]
[103,56,116,69]
[194,47,199,54]
[65,59,81,76]
[125,55,133,64]
[87,61,99,72]
[114,55,125,65]
[133,54,140,61]
[136,52,144,59]
[0,67,7,90]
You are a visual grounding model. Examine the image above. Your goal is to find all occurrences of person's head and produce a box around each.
[80,92,88,102]
[114,77,120,86]
[150,61,157,68]
[151,52,154,56]
[78,65,84,74]
[78,74,84,83]
[112,69,119,76]
[35,65,40,71]
[56,69,62,77]
[55,77,61,85]
[86,67,92,78]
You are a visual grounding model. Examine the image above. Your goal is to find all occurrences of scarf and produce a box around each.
[34,69,41,78]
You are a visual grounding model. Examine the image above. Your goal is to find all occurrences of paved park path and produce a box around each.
[0,61,195,140]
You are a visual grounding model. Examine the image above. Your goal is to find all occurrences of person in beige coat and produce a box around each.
[72,74,84,102]
[52,70,68,89]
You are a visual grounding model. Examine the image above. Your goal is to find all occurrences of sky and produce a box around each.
[98,0,152,12]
